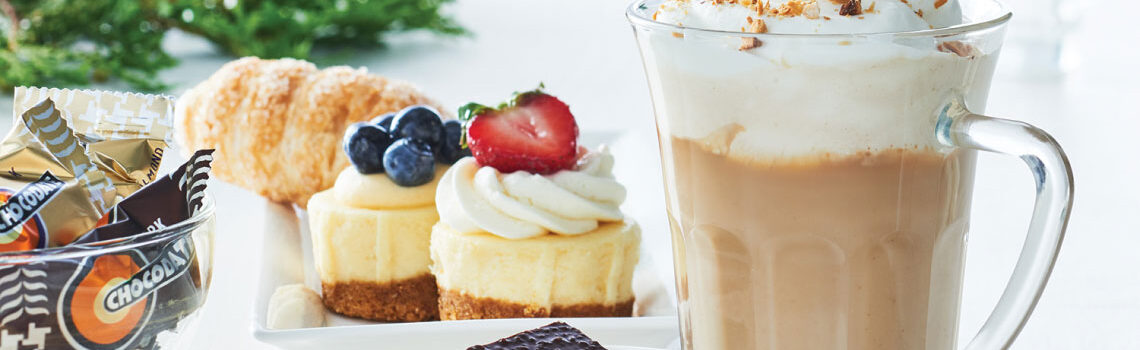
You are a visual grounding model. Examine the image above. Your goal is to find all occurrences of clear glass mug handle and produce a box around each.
[937,97,1075,349]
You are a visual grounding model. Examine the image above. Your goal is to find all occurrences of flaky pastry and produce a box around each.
[175,57,443,207]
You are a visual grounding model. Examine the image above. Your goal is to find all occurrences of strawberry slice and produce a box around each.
[460,88,579,174]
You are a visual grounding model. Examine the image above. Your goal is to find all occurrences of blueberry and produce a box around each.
[390,105,443,145]
[435,120,471,164]
[383,139,436,186]
[342,122,392,174]
[371,112,395,132]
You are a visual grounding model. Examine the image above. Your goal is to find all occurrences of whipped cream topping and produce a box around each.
[437,148,626,240]
[637,0,992,162]
[653,0,962,33]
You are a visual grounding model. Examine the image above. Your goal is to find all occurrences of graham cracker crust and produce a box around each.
[321,274,439,322]
[438,289,633,320]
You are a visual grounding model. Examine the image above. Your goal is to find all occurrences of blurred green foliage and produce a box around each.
[0,1,174,91]
[0,0,463,92]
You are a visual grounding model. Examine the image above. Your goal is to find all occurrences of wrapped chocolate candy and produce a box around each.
[74,149,214,244]
[0,87,174,248]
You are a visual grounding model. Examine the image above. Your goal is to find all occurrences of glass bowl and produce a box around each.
[0,197,215,350]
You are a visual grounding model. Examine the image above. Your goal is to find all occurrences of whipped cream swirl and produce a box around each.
[437,148,626,240]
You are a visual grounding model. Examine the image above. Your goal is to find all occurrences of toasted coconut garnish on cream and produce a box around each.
[839,0,863,16]
[738,17,767,50]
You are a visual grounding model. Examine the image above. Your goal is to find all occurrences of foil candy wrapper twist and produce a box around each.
[23,99,118,214]
[0,87,174,248]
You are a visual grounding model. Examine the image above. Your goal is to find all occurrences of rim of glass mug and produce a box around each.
[0,195,215,264]
[625,0,1011,39]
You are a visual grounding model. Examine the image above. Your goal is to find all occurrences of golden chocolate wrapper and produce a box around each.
[0,87,173,247]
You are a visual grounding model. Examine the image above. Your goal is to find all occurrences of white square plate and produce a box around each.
[250,130,680,349]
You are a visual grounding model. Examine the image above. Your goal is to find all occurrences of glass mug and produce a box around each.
[627,1,1073,349]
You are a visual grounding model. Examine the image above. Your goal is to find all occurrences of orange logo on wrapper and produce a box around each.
[0,188,48,252]
[58,250,154,349]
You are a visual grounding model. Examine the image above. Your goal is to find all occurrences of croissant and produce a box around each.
[175,57,443,208]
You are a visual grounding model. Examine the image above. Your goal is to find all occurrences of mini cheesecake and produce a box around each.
[431,220,640,319]
[310,104,467,322]
[308,166,448,322]
[431,88,640,320]
[432,150,639,320]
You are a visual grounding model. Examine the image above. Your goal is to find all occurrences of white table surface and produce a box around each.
[1,0,1135,348]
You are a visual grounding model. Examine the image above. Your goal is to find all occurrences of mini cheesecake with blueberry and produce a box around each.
[431,87,641,320]
[307,105,469,322]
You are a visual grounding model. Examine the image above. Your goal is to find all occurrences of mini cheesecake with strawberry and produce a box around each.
[431,87,641,320]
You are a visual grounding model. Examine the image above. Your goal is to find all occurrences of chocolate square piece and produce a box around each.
[468,322,607,350]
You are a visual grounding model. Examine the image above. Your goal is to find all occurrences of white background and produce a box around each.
[0,0,1135,348]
